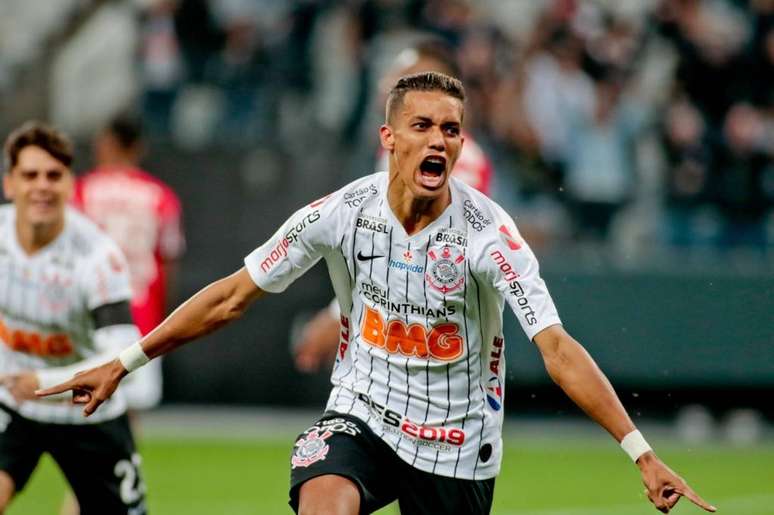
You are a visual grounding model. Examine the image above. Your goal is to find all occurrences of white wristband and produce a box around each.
[118,343,150,373]
[620,430,652,462]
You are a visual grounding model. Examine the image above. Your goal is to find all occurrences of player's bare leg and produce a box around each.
[0,471,15,513]
[298,474,359,515]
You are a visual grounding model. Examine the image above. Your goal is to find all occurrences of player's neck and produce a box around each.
[387,177,450,236]
[15,217,64,255]
[98,155,136,170]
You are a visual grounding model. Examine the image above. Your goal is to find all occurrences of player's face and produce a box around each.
[381,90,464,199]
[3,145,73,230]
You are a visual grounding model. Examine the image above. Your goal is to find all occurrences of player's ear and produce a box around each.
[379,124,395,151]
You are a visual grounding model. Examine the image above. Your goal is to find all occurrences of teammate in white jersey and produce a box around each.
[38,73,715,515]
[0,122,147,514]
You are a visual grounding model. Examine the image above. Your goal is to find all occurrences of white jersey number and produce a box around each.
[114,452,146,505]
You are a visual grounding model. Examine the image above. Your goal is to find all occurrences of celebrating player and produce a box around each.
[38,73,714,515]
[294,38,494,374]
[0,122,147,514]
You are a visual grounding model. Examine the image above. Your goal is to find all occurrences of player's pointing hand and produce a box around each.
[637,452,716,513]
[35,359,127,417]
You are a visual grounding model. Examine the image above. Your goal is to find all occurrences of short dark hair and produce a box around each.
[386,71,465,123]
[104,112,143,149]
[3,121,74,172]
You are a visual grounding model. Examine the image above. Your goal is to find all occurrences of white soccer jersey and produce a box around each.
[245,172,561,480]
[0,205,133,424]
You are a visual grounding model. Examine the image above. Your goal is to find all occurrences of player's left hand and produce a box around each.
[0,372,40,402]
[637,452,716,513]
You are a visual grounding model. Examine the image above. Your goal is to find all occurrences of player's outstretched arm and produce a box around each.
[36,268,265,416]
[533,325,716,514]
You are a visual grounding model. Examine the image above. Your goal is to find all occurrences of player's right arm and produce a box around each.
[37,189,343,415]
[36,267,264,415]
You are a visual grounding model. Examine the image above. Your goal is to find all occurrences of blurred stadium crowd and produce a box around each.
[1,0,772,256]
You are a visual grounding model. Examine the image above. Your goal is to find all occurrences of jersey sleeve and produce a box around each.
[79,238,134,310]
[244,193,339,293]
[475,203,561,341]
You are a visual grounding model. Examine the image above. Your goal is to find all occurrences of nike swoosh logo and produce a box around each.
[357,251,384,261]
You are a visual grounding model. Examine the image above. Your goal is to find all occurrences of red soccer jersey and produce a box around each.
[74,167,185,335]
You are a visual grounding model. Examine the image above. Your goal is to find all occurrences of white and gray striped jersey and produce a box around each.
[245,172,561,480]
[0,205,133,424]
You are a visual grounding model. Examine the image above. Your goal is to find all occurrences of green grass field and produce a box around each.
[9,433,774,514]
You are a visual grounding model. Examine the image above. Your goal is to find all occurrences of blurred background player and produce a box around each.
[73,112,186,411]
[0,121,147,514]
[293,38,493,374]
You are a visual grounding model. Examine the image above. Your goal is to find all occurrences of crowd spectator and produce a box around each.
[126,0,772,252]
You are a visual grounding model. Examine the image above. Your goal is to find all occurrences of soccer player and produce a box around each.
[38,73,714,515]
[76,113,186,339]
[0,122,147,514]
[74,113,186,410]
[294,38,494,373]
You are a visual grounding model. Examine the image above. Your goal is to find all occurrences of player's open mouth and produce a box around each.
[418,156,446,189]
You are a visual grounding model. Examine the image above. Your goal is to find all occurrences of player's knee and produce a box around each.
[298,475,360,515]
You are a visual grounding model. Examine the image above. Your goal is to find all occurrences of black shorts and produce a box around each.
[0,403,146,515]
[289,412,495,515]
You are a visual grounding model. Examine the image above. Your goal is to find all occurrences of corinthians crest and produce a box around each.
[291,428,333,468]
[426,245,465,294]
